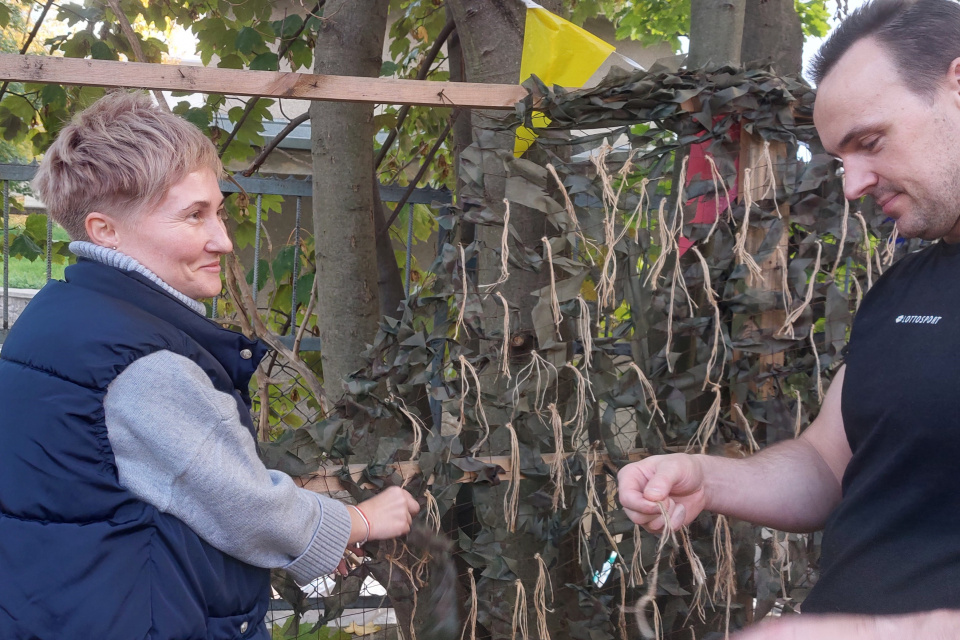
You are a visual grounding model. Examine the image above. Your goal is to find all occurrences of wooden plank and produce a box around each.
[0,54,528,109]
[294,447,684,494]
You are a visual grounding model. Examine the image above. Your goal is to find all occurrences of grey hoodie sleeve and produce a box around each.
[103,349,351,585]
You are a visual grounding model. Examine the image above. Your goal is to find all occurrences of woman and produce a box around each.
[0,91,419,640]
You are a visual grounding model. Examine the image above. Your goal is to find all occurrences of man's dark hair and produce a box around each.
[811,0,960,99]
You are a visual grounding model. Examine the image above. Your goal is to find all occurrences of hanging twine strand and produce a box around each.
[690,246,725,389]
[713,514,736,640]
[534,554,554,640]
[626,362,664,426]
[460,568,478,640]
[564,363,593,449]
[853,210,873,290]
[547,403,566,511]
[831,185,850,277]
[760,140,783,218]
[733,168,764,280]
[542,236,563,340]
[704,154,733,242]
[424,489,442,533]
[393,395,425,462]
[454,243,470,340]
[459,355,491,453]
[732,402,760,455]
[810,325,824,403]
[512,579,530,640]
[546,163,593,255]
[496,291,513,380]
[776,241,823,340]
[630,524,646,587]
[504,422,521,533]
[576,295,594,370]
[689,384,723,454]
[482,198,512,290]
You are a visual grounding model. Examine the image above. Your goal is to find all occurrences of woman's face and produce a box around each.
[116,169,232,300]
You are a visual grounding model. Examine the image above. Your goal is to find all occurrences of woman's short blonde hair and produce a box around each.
[32,91,223,240]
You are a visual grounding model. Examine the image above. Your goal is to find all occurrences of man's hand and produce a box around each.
[731,610,960,640]
[350,486,420,543]
[617,453,708,533]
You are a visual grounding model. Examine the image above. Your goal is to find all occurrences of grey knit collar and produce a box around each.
[69,241,207,316]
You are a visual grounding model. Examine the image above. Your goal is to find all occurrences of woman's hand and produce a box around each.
[349,486,421,544]
[617,453,709,533]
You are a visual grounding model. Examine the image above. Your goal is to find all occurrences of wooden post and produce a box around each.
[736,129,790,401]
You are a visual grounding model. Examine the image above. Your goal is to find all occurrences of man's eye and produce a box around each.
[863,137,880,151]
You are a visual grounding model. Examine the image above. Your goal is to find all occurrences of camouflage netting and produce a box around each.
[257,65,913,639]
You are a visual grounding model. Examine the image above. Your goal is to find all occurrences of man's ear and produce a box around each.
[84,212,122,248]
[948,57,960,101]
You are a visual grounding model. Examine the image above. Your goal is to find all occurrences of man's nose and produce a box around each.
[841,157,877,201]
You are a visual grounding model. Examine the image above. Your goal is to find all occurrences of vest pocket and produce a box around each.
[204,604,267,640]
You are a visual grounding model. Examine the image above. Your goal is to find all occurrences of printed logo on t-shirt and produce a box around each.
[895,315,943,324]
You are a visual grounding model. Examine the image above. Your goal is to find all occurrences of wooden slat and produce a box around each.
[0,54,528,109]
[294,447,682,494]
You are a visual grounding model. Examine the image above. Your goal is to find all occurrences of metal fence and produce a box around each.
[0,162,451,349]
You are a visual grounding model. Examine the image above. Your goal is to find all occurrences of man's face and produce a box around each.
[814,38,960,242]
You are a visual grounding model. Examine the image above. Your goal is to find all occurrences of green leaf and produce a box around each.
[40,84,67,109]
[272,245,296,282]
[90,40,115,61]
[250,52,278,71]
[218,54,245,70]
[182,108,211,130]
[24,214,48,241]
[279,14,303,38]
[234,27,263,55]
[0,4,11,29]
[380,60,398,77]
[286,39,312,71]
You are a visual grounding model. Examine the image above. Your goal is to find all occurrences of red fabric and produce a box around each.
[677,121,741,257]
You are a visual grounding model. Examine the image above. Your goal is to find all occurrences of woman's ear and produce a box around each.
[84,212,122,249]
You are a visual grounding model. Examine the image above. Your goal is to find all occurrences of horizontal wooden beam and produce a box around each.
[0,54,528,109]
[294,447,682,494]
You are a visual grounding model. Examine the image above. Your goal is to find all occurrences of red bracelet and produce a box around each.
[349,505,371,546]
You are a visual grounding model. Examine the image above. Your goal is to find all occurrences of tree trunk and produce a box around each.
[740,0,803,75]
[688,0,746,69]
[310,0,389,399]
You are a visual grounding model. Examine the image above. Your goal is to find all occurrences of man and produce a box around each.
[618,0,960,637]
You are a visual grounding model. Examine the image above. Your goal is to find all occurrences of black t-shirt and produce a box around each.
[802,240,960,614]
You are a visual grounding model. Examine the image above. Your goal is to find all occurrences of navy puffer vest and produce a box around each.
[0,259,271,640]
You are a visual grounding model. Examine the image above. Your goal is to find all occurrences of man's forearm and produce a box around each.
[698,438,842,533]
[733,609,960,639]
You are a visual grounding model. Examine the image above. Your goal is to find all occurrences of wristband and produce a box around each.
[349,505,371,546]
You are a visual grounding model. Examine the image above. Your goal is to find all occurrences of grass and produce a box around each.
[4,256,67,289]
[2,213,71,289]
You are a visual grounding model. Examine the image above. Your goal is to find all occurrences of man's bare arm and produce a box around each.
[732,609,960,640]
[619,366,852,534]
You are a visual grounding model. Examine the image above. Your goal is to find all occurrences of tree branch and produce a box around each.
[105,0,170,111]
[241,111,309,176]
[0,0,55,105]
[218,1,324,158]
[377,116,453,238]
[374,16,455,170]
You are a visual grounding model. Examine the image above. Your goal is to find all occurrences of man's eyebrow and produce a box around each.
[835,124,882,153]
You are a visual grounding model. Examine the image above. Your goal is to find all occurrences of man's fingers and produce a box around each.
[643,463,686,502]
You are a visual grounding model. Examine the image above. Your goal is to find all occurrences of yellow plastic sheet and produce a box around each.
[515,2,615,156]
